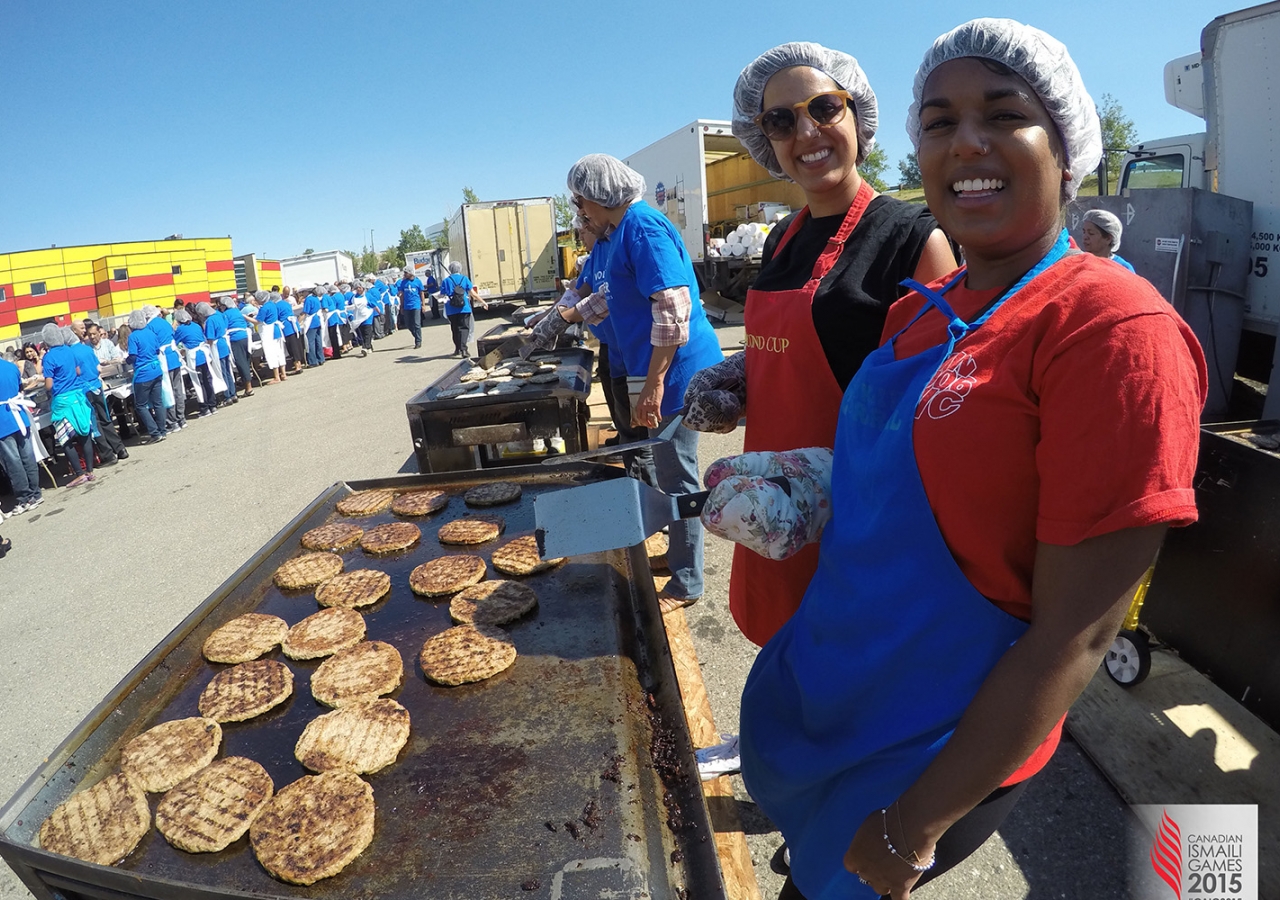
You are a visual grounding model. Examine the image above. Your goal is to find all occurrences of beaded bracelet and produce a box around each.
[881,806,936,873]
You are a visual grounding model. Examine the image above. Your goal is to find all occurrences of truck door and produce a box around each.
[492,204,520,298]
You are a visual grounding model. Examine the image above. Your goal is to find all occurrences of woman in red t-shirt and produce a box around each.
[702,18,1207,900]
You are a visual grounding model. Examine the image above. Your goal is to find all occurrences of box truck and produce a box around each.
[279,250,354,289]
[447,198,558,303]
[1117,1,1280,412]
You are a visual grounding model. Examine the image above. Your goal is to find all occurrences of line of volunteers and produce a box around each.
[0,273,434,512]
[526,18,1206,900]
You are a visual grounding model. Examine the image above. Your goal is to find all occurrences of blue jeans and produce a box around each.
[219,356,235,401]
[0,431,41,504]
[405,307,422,346]
[654,412,704,599]
[133,376,164,439]
[307,327,323,366]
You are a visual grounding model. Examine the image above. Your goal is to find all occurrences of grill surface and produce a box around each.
[0,466,723,900]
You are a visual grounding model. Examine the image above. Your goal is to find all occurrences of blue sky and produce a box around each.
[2,0,1217,261]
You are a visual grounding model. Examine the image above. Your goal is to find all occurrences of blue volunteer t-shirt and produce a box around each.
[128,327,164,383]
[0,359,30,438]
[223,305,251,339]
[276,300,296,334]
[604,200,724,415]
[398,277,424,311]
[440,274,475,315]
[71,342,102,392]
[576,239,624,376]
[175,321,205,349]
[203,311,231,359]
[147,316,182,371]
[43,345,80,397]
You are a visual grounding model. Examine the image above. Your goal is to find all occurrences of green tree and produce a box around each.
[433,214,450,251]
[1098,93,1139,191]
[303,248,315,255]
[379,224,431,269]
[554,193,574,233]
[857,146,889,191]
[358,248,379,274]
[897,152,922,190]
[462,187,480,204]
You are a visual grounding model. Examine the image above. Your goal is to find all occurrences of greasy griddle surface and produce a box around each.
[8,472,709,900]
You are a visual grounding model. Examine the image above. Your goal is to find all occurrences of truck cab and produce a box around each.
[1120,132,1209,192]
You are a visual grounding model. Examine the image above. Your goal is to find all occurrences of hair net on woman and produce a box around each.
[566,154,646,209]
[175,308,192,324]
[143,305,160,320]
[60,326,77,344]
[269,291,282,302]
[448,261,463,274]
[1082,208,1123,251]
[42,323,67,346]
[906,18,1102,201]
[127,309,148,330]
[195,302,216,318]
[731,42,880,179]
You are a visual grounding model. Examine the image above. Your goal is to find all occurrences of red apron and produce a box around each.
[732,180,875,647]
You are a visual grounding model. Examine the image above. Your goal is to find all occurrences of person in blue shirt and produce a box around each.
[197,301,236,405]
[125,310,166,442]
[439,262,490,358]
[0,355,44,513]
[424,271,442,319]
[378,278,397,334]
[302,287,324,367]
[324,286,348,359]
[536,154,725,609]
[278,288,304,374]
[221,294,257,395]
[42,324,101,483]
[1079,209,1137,273]
[70,328,127,464]
[174,308,221,416]
[396,271,427,350]
[254,290,288,383]
[145,306,185,432]
[573,218,637,446]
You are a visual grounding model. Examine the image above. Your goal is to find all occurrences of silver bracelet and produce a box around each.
[881,806,936,873]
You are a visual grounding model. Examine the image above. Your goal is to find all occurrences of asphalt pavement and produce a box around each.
[0,313,1137,899]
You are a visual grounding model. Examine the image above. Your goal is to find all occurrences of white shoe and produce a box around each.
[8,503,27,517]
[696,733,741,781]
[783,846,790,869]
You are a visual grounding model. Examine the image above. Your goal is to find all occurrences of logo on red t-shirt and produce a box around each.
[917,350,977,420]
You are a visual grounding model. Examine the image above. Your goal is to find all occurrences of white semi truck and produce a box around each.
[1119,1,1280,414]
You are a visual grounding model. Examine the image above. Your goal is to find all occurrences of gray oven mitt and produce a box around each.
[682,351,746,433]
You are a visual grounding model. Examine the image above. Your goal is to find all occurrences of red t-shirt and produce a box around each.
[882,253,1207,783]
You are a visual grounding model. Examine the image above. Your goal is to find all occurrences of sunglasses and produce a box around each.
[754,90,855,141]
[571,195,584,209]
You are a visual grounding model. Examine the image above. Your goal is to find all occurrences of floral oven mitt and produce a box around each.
[700,447,834,561]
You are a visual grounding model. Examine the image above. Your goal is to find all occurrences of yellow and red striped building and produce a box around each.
[0,237,241,341]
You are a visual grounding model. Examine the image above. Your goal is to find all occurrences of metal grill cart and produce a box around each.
[405,350,594,473]
[0,465,725,900]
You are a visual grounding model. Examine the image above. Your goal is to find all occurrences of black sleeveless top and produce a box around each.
[751,195,940,390]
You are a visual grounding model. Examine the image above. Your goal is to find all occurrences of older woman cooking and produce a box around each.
[703,19,1207,899]
[531,154,725,610]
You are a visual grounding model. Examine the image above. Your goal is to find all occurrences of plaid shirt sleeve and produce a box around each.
[650,287,691,346]
[572,289,611,325]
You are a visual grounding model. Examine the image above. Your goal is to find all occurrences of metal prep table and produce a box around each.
[0,465,724,900]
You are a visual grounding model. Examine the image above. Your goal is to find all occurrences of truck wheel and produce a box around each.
[1105,629,1151,686]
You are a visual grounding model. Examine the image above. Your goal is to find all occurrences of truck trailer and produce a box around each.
[279,250,354,289]
[446,198,558,303]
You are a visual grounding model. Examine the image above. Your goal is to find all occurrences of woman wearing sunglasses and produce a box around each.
[684,44,956,655]
[703,20,1207,899]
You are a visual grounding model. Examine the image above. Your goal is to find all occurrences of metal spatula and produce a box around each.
[534,474,788,560]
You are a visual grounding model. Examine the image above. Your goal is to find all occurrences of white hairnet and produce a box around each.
[61,326,78,344]
[731,42,879,179]
[127,309,148,330]
[448,261,463,274]
[1082,208,1123,251]
[175,308,192,324]
[143,305,160,320]
[269,291,282,302]
[907,18,1102,201]
[567,154,646,209]
[42,323,67,347]
[195,302,216,318]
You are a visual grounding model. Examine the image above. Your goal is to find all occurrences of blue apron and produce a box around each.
[740,230,1070,899]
